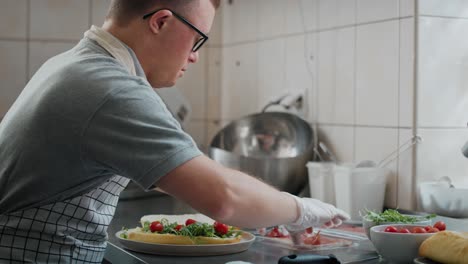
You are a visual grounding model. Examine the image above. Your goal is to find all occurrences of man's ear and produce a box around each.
[148,9,173,34]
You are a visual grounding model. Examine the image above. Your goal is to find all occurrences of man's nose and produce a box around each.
[188,51,199,64]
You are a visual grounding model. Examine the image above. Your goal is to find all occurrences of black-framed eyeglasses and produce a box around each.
[143,8,209,52]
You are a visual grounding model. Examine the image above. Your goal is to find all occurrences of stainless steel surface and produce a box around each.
[209,112,314,194]
[104,195,468,264]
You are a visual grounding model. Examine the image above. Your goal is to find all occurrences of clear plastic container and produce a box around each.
[333,165,388,221]
[306,162,335,205]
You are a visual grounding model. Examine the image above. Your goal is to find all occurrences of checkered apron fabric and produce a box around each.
[0,176,129,263]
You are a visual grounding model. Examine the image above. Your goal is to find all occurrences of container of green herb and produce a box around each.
[362,209,435,238]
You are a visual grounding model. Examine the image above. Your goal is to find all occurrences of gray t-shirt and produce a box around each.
[0,37,201,262]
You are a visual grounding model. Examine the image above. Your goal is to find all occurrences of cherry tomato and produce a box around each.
[399,228,411,233]
[424,225,433,232]
[412,227,427,233]
[150,221,164,232]
[185,219,197,226]
[266,229,280,237]
[213,221,229,235]
[434,221,446,231]
[427,227,439,233]
[306,227,313,234]
[175,224,184,231]
[384,226,398,233]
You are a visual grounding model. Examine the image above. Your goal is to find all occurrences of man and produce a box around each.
[0,0,349,263]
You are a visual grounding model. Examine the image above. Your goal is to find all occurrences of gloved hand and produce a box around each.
[284,192,350,232]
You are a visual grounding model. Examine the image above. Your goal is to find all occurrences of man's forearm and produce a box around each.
[156,155,299,228]
[217,166,299,228]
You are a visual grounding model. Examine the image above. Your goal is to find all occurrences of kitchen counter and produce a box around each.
[104,192,468,264]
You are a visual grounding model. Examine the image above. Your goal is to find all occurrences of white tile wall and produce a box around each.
[208,7,223,46]
[399,18,414,128]
[335,28,355,125]
[207,47,222,120]
[285,0,305,35]
[317,30,336,123]
[28,41,76,79]
[30,0,90,40]
[257,39,286,110]
[317,125,354,162]
[284,35,314,112]
[91,0,112,26]
[221,43,258,119]
[305,33,318,122]
[257,0,286,39]
[356,21,399,126]
[0,41,27,116]
[0,0,28,39]
[298,0,319,32]
[222,0,257,44]
[176,51,207,120]
[357,0,399,23]
[318,0,356,29]
[399,0,415,17]
[418,17,468,128]
[419,0,468,18]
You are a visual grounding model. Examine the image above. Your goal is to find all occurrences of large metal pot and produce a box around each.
[209,112,314,194]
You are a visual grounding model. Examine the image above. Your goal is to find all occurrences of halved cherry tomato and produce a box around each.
[434,221,446,231]
[306,227,313,234]
[150,221,164,232]
[266,229,280,237]
[213,221,229,235]
[384,226,398,233]
[399,228,411,233]
[424,225,433,232]
[175,224,184,231]
[412,227,427,233]
[185,219,197,226]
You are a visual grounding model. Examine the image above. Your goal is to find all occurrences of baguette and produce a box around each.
[127,228,242,245]
[122,214,242,245]
[419,231,468,264]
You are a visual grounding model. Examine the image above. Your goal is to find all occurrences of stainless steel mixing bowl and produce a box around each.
[209,112,314,194]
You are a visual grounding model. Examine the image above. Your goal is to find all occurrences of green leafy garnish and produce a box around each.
[139,219,241,239]
[364,209,436,225]
[120,226,128,239]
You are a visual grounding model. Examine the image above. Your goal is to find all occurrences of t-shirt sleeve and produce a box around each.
[82,84,202,190]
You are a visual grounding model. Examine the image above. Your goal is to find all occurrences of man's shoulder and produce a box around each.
[46,48,147,91]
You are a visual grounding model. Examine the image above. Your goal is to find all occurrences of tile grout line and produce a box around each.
[396,0,402,208]
[411,0,420,210]
[220,16,415,48]
[353,0,358,163]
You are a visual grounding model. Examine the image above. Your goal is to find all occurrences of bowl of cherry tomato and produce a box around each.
[369,221,446,263]
[362,209,434,238]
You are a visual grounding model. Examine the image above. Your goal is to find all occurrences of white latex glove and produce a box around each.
[284,192,350,232]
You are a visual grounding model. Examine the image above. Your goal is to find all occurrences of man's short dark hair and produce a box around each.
[107,0,220,26]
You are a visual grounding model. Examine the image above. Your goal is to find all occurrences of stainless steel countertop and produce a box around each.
[104,192,468,264]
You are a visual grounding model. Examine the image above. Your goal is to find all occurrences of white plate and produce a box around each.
[414,257,442,264]
[115,230,255,256]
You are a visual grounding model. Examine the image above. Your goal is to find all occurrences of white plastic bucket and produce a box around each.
[306,162,335,205]
[333,165,388,220]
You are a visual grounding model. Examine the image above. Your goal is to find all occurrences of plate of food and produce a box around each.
[116,214,255,256]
